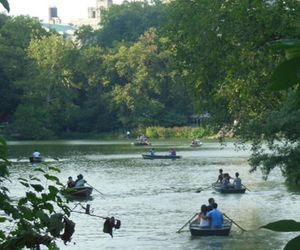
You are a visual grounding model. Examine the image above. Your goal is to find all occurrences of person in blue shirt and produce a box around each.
[206,203,223,228]
[74,174,86,188]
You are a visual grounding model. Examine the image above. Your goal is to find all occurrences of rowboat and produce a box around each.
[29,156,43,163]
[190,140,203,147]
[60,186,93,198]
[142,154,181,159]
[132,140,151,146]
[212,183,246,194]
[189,218,232,236]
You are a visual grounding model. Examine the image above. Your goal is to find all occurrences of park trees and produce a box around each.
[164,0,300,182]
[103,28,192,129]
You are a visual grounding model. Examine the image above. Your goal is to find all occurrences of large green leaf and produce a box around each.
[0,0,9,12]
[269,39,300,59]
[261,220,300,232]
[0,217,6,222]
[48,166,61,173]
[284,235,300,250]
[270,57,300,91]
[30,184,44,192]
[44,174,59,183]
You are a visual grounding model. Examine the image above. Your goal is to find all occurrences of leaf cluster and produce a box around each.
[0,137,74,249]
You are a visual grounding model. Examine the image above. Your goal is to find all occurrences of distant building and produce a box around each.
[95,0,113,20]
[48,6,62,24]
[69,0,113,29]
[42,23,76,40]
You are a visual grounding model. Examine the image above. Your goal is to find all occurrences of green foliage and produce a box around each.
[0,136,74,249]
[105,28,192,128]
[93,0,168,47]
[11,104,55,139]
[269,39,300,106]
[165,0,300,126]
[261,220,300,250]
[0,15,47,124]
[0,0,9,12]
[261,220,300,232]
[133,126,212,139]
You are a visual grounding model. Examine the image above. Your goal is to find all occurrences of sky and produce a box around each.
[0,0,124,22]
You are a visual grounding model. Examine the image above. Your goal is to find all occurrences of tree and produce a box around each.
[11,34,80,138]
[0,15,47,124]
[83,0,168,47]
[164,0,300,128]
[103,28,192,128]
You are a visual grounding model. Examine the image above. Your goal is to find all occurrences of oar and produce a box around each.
[86,183,104,195]
[196,185,212,193]
[17,156,24,161]
[242,184,251,192]
[176,213,198,233]
[223,213,247,232]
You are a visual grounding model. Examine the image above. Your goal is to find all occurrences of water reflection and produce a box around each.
[5,140,300,250]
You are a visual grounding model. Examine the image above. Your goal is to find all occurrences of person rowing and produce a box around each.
[216,169,223,183]
[32,149,41,158]
[74,174,86,188]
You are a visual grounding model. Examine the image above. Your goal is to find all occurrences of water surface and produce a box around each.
[6,140,300,250]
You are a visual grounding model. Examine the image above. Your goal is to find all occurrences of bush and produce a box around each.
[132,126,214,139]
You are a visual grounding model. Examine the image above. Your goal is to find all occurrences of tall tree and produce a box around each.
[79,0,168,47]
[12,35,79,139]
[104,28,192,128]
[0,15,47,124]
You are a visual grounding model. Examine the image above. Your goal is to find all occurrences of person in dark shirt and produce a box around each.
[216,169,223,183]
[67,176,75,188]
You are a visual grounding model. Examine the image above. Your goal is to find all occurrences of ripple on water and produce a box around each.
[5,141,300,250]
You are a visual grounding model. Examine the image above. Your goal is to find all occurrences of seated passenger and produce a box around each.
[216,169,223,183]
[32,149,41,158]
[74,174,86,188]
[67,176,75,188]
[207,197,215,212]
[206,203,223,228]
[233,172,242,189]
[222,173,231,189]
[149,148,155,156]
[197,204,210,227]
[170,148,176,156]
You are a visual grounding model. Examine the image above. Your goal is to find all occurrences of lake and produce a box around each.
[6,140,300,250]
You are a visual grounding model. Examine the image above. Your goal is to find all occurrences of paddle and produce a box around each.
[242,184,251,192]
[17,156,24,161]
[176,213,198,233]
[223,213,247,232]
[72,203,121,238]
[196,185,212,193]
[86,183,105,195]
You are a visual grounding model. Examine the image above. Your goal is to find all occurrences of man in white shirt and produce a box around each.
[233,172,242,189]
[32,150,40,158]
